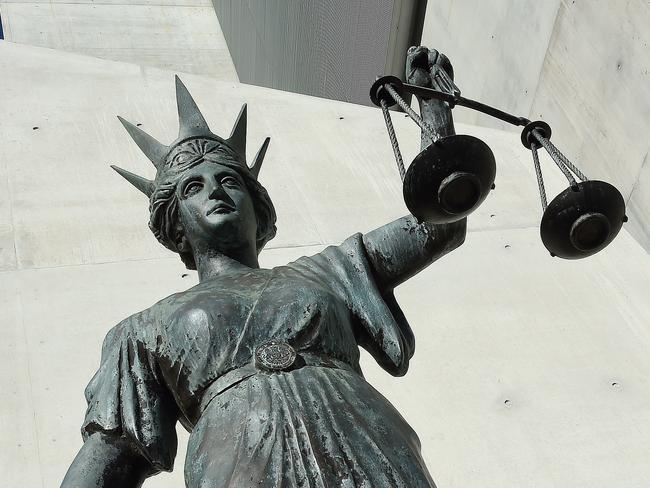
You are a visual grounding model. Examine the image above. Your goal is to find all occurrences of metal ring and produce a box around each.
[369,75,404,107]
[521,120,552,149]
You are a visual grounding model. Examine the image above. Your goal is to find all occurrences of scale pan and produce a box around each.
[541,180,626,259]
[403,134,496,223]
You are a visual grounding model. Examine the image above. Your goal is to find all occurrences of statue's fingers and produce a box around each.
[436,52,454,80]
[410,48,431,69]
[405,46,434,87]
[407,46,429,62]
[427,49,440,68]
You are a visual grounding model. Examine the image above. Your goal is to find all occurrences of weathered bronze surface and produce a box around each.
[62,46,466,487]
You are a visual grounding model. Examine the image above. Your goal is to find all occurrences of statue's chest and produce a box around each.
[157,267,360,401]
[165,269,346,352]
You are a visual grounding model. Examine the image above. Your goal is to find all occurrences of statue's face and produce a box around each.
[176,160,258,256]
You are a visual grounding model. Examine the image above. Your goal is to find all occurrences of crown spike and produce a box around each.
[250,137,270,178]
[111,165,155,197]
[227,104,247,161]
[117,116,168,169]
[175,75,210,140]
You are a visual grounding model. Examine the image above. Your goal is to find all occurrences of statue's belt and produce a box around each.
[199,341,355,413]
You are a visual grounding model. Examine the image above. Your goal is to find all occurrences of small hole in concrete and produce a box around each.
[616,63,622,71]
[32,126,39,130]
[136,123,143,127]
[339,117,344,120]
[181,273,189,278]
[504,244,511,249]
[504,399,511,406]
[612,382,620,388]
[490,214,495,218]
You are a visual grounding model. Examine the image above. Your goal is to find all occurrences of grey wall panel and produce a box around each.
[213,0,424,105]
[0,1,237,80]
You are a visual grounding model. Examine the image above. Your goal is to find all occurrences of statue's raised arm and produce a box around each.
[363,47,466,292]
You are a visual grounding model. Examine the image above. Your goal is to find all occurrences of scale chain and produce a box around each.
[383,83,442,143]
[530,142,548,210]
[531,129,579,189]
[540,135,588,182]
[379,99,406,181]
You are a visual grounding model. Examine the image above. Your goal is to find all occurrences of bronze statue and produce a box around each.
[62,46,466,487]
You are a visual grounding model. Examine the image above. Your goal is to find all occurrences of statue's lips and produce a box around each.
[207,204,235,216]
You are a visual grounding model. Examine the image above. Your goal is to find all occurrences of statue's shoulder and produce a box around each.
[108,291,186,336]
[106,305,161,339]
[102,293,183,349]
[146,290,190,322]
[144,286,209,325]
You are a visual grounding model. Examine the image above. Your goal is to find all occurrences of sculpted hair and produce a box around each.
[148,139,277,270]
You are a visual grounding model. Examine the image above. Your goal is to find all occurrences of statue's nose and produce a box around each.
[208,184,235,205]
[208,184,225,200]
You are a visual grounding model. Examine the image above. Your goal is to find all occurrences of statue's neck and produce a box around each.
[194,248,260,282]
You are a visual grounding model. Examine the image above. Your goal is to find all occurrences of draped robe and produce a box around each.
[82,234,436,487]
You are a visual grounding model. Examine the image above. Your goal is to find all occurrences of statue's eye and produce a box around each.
[183,181,203,197]
[221,176,239,187]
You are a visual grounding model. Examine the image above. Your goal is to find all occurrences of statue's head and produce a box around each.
[112,77,276,270]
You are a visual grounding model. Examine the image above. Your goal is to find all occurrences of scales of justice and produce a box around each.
[371,47,627,259]
[62,46,627,487]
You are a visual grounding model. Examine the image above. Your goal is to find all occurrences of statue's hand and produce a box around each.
[404,47,458,153]
[405,46,454,89]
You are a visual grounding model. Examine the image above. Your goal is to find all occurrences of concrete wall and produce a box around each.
[421,0,650,252]
[2,41,650,487]
[529,0,650,252]
[0,0,237,80]
[420,0,562,130]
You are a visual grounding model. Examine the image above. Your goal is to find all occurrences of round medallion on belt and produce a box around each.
[255,341,297,371]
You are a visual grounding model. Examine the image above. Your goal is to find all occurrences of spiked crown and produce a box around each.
[112,76,270,197]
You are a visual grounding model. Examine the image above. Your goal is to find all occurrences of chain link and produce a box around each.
[384,83,442,143]
[379,99,406,181]
[541,135,588,181]
[530,142,548,210]
[531,129,578,188]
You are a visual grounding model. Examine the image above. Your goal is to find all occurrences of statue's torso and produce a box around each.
[81,236,434,486]
[154,263,362,424]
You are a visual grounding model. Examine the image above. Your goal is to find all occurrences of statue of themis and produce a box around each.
[62,46,466,487]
